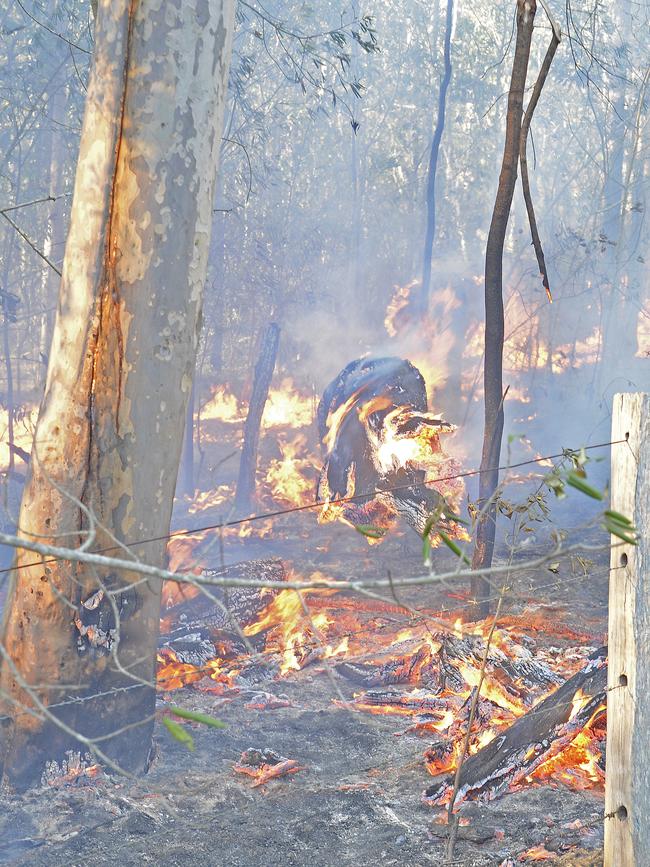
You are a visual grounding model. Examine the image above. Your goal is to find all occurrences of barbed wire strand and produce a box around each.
[0,439,625,800]
[0,437,625,578]
[0,563,615,725]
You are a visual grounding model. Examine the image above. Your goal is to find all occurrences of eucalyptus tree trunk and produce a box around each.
[0,0,235,789]
[470,0,536,616]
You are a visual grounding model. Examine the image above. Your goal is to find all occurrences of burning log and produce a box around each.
[317,357,464,539]
[162,558,286,629]
[424,648,607,806]
[336,629,561,698]
[159,558,286,663]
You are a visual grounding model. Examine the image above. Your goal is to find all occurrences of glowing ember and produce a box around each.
[157,579,606,804]
[518,845,557,861]
[157,649,235,691]
[233,748,306,786]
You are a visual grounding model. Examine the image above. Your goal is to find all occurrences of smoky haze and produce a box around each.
[0,0,647,561]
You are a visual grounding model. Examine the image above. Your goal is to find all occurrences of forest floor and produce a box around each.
[0,406,611,865]
[0,528,608,866]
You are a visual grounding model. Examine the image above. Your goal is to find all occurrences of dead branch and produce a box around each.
[519,12,561,303]
[0,526,613,594]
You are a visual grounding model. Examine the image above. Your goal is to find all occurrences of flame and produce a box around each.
[527,701,606,789]
[456,661,525,716]
[243,582,342,675]
[319,385,467,541]
[462,290,605,406]
[199,378,313,431]
[367,406,454,475]
[262,378,313,429]
[568,687,591,721]
[158,570,607,803]
[264,434,319,507]
[384,279,419,337]
[384,281,459,398]
[186,485,233,514]
[202,385,244,423]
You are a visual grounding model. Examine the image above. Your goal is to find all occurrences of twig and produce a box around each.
[0,526,614,593]
[0,211,62,276]
[14,0,91,54]
[519,7,560,303]
[444,590,506,862]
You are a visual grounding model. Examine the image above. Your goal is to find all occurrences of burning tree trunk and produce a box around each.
[235,323,280,514]
[0,0,236,789]
[471,0,537,615]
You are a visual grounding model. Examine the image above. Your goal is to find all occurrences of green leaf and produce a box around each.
[565,472,604,500]
[169,706,226,729]
[422,536,431,564]
[605,514,636,533]
[438,531,470,565]
[443,510,469,527]
[163,717,195,751]
[604,509,633,527]
[354,524,386,540]
[605,523,638,545]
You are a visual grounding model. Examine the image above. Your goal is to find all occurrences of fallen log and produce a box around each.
[424,647,607,806]
[162,558,285,628]
[159,558,286,663]
[336,629,561,696]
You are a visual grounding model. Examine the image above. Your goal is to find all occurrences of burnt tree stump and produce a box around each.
[317,357,453,534]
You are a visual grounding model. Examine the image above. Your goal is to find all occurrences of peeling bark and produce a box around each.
[0,0,236,789]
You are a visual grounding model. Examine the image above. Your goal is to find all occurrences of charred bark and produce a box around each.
[160,558,287,664]
[317,357,451,534]
[235,323,280,514]
[317,357,428,499]
[161,558,286,636]
[471,0,537,616]
[424,648,607,805]
[519,18,560,304]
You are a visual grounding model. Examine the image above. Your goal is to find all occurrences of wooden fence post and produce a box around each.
[605,392,650,866]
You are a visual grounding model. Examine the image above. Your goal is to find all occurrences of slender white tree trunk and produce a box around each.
[0,0,236,788]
